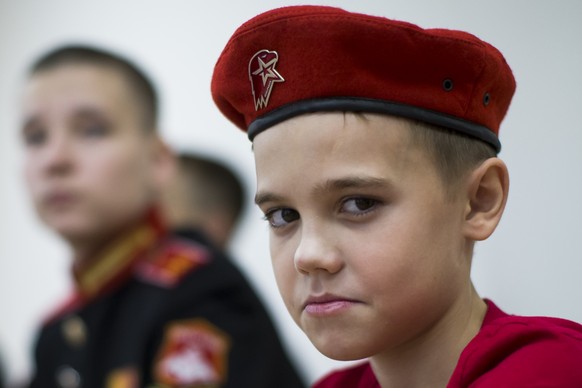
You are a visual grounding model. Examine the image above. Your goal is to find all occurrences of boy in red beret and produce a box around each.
[211,5,582,387]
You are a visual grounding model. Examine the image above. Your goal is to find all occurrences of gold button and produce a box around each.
[61,315,87,347]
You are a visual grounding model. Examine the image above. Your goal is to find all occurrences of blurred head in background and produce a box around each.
[161,152,246,249]
[20,46,172,259]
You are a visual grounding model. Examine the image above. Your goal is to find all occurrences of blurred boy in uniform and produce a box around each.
[21,45,304,387]
[211,6,582,387]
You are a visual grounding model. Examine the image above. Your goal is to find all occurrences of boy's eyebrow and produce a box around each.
[254,191,283,206]
[21,106,108,128]
[71,107,113,126]
[255,176,389,206]
[314,176,389,193]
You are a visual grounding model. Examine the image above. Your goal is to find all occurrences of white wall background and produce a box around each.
[0,0,581,385]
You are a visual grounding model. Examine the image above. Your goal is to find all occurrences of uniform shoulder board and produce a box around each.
[135,237,210,288]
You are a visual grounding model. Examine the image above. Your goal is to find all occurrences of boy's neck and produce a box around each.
[69,206,162,263]
[370,287,486,388]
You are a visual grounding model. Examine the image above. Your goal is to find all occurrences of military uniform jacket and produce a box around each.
[29,210,304,388]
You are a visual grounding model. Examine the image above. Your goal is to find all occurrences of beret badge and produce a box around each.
[248,49,285,110]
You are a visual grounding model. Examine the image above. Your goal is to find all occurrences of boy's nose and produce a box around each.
[41,134,74,176]
[293,224,343,275]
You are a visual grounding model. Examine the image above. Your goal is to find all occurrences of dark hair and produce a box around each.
[408,120,497,198]
[29,45,158,132]
[179,154,246,225]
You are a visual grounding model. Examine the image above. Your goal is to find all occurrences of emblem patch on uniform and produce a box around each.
[249,49,285,110]
[154,319,230,387]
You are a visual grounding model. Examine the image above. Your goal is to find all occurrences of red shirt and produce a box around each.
[314,300,582,387]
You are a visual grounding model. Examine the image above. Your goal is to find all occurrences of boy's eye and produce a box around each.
[264,208,300,228]
[79,122,109,138]
[73,110,112,139]
[23,127,47,147]
[22,118,48,147]
[340,197,378,215]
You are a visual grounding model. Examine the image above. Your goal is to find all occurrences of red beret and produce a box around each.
[211,5,516,152]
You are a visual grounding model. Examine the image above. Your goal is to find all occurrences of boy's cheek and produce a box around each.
[271,252,299,307]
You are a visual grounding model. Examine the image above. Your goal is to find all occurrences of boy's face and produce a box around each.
[21,63,160,246]
[254,113,473,361]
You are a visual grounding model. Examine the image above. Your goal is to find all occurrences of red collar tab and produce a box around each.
[72,207,167,299]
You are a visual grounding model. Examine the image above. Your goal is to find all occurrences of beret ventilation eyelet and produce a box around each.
[442,79,454,91]
[483,92,491,106]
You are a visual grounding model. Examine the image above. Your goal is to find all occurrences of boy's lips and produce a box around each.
[303,293,362,315]
[44,190,78,208]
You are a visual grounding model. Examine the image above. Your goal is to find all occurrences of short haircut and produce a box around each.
[408,120,497,197]
[179,154,246,225]
[28,45,158,132]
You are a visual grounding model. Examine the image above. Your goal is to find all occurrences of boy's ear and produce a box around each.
[462,158,509,241]
[149,134,177,189]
